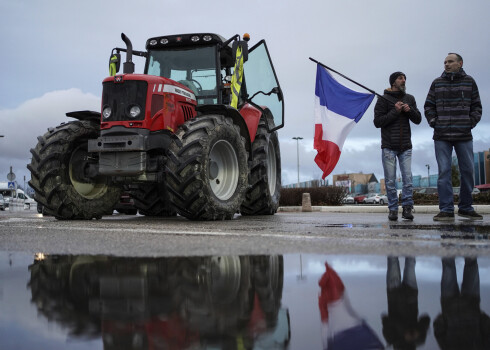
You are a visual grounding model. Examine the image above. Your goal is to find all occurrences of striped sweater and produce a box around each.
[424,69,482,141]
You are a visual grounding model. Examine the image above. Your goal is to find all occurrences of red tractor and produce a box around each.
[28,33,284,220]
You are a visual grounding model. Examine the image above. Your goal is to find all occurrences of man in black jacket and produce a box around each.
[374,72,422,221]
[424,53,483,221]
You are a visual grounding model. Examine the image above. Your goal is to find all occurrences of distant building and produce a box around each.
[282,179,329,189]
[287,150,489,192]
[332,173,377,194]
[452,149,490,186]
[474,150,490,186]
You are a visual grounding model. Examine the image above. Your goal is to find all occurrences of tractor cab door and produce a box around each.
[244,40,284,132]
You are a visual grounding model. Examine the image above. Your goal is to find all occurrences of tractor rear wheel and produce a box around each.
[166,115,248,220]
[129,183,176,217]
[240,119,281,215]
[28,120,121,219]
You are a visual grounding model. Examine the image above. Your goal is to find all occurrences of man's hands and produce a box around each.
[395,101,410,113]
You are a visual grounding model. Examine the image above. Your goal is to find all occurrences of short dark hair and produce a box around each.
[448,52,463,62]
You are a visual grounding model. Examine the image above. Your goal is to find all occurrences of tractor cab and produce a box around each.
[145,34,235,106]
[112,33,284,131]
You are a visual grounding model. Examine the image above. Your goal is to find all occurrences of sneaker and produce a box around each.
[458,209,483,220]
[388,210,398,221]
[402,206,414,220]
[433,211,455,221]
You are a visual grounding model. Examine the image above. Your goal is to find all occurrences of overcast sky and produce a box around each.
[1,0,489,189]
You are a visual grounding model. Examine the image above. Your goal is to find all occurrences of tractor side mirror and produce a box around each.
[109,53,121,76]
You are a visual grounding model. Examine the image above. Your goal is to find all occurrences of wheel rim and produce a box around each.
[267,138,277,195]
[207,256,241,304]
[69,146,108,199]
[209,140,239,200]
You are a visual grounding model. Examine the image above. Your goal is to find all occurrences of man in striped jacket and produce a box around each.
[424,53,483,221]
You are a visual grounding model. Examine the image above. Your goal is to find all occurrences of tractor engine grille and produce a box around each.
[102,80,148,121]
[181,105,194,121]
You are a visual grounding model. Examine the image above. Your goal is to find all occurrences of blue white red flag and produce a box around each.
[314,64,374,179]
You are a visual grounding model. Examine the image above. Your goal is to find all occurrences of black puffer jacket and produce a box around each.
[374,89,422,151]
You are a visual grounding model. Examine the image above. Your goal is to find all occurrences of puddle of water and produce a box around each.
[1,252,490,349]
[317,223,490,240]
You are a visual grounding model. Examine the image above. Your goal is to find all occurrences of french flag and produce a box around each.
[314,65,374,179]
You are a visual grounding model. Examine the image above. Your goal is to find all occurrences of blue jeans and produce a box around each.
[382,148,413,211]
[434,140,474,212]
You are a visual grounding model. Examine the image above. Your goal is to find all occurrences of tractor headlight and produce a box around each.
[102,107,112,119]
[129,105,141,118]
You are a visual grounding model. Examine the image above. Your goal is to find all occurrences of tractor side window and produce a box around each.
[147,46,218,105]
[245,41,284,131]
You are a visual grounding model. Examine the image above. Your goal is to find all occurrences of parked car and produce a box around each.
[452,187,480,196]
[0,194,5,211]
[16,190,36,209]
[343,195,355,204]
[363,193,388,205]
[114,192,138,215]
[353,193,367,204]
[475,184,490,192]
[416,187,438,195]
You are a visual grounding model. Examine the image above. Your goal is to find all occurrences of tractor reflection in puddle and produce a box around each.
[28,254,290,349]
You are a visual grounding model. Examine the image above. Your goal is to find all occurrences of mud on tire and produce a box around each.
[28,120,121,219]
[240,118,281,215]
[166,115,248,220]
[129,183,176,217]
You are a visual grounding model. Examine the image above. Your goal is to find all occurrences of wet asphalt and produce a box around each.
[1,204,489,257]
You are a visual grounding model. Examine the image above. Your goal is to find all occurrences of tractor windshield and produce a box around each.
[147,46,218,104]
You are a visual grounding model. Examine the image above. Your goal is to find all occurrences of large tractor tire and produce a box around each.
[28,120,121,220]
[240,118,281,215]
[166,115,248,220]
[180,256,254,335]
[129,183,176,217]
[252,255,284,328]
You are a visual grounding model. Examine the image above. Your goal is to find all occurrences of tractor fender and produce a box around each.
[66,110,101,123]
[196,104,255,153]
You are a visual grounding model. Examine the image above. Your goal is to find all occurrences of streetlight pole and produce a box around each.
[426,164,430,186]
[292,137,303,188]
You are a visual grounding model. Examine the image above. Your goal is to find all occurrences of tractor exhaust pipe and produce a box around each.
[121,33,134,74]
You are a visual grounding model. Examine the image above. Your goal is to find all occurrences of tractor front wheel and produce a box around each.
[28,120,121,219]
[166,115,248,220]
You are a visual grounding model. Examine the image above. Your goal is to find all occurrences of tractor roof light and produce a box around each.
[191,35,200,42]
[149,39,158,46]
[243,33,250,41]
[203,35,212,41]
[160,38,169,44]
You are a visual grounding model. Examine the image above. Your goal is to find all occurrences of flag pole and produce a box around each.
[309,57,394,105]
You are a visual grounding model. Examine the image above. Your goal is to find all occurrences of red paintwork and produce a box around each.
[239,103,262,143]
[100,74,197,133]
[353,194,367,203]
[100,74,263,143]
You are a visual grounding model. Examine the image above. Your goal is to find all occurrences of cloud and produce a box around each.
[2,0,490,189]
[0,89,100,185]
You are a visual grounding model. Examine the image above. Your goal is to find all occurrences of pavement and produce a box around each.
[278,204,490,214]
